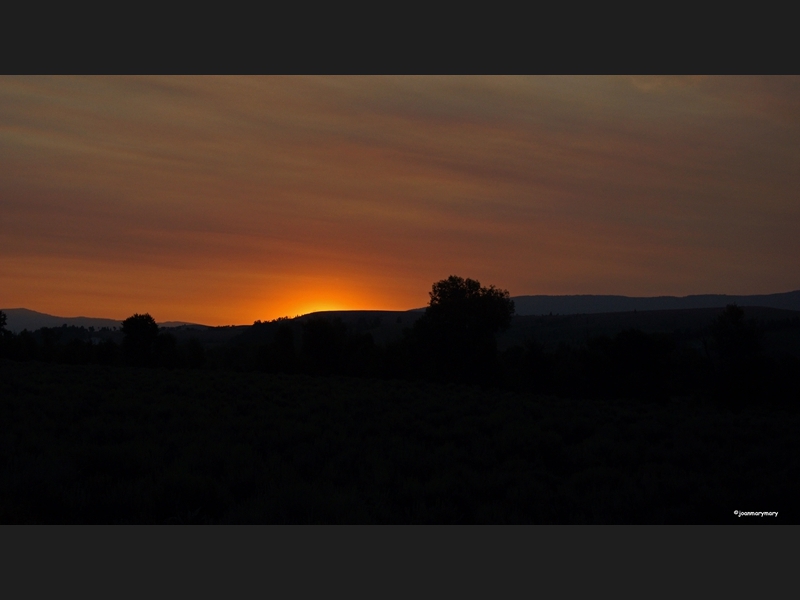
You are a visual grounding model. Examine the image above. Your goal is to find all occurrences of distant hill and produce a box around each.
[228,309,425,348]
[5,289,799,335]
[0,309,123,334]
[157,321,210,329]
[510,290,800,315]
[247,306,800,354]
[0,309,209,334]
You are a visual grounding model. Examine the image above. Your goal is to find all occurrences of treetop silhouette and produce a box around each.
[412,276,515,384]
[425,275,515,334]
[121,313,159,366]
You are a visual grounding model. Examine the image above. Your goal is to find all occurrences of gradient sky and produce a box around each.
[2,76,799,325]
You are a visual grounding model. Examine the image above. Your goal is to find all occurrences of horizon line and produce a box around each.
[3,288,800,328]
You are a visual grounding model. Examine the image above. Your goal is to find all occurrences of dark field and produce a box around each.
[2,359,798,524]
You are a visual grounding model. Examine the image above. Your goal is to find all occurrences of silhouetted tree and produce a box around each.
[710,304,762,403]
[0,310,11,359]
[121,313,159,366]
[426,276,515,331]
[13,330,38,362]
[411,276,515,384]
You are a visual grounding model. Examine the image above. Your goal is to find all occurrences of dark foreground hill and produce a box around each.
[498,306,800,353]
[1,359,797,524]
[227,305,800,357]
[8,305,799,358]
[511,289,800,315]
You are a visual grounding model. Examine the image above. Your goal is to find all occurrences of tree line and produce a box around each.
[2,277,798,405]
[0,312,205,369]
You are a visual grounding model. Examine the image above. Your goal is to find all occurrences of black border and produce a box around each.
[2,525,796,594]
[2,6,796,74]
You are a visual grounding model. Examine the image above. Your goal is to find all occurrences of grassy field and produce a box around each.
[1,359,797,523]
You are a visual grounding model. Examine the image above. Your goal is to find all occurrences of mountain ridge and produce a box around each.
[0,308,204,334]
[511,289,800,315]
[4,290,799,333]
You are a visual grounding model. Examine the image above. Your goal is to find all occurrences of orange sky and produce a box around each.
[2,76,799,325]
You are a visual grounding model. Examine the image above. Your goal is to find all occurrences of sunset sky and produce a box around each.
[2,76,799,325]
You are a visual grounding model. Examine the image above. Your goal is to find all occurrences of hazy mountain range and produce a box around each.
[511,290,800,316]
[0,309,204,334]
[3,290,800,333]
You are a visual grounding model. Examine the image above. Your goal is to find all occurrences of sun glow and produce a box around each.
[292,301,351,317]
[249,277,390,322]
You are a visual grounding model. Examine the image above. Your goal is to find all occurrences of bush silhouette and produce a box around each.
[121,313,159,366]
[0,310,13,360]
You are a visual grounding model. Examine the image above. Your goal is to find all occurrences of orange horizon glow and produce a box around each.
[2,76,799,325]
